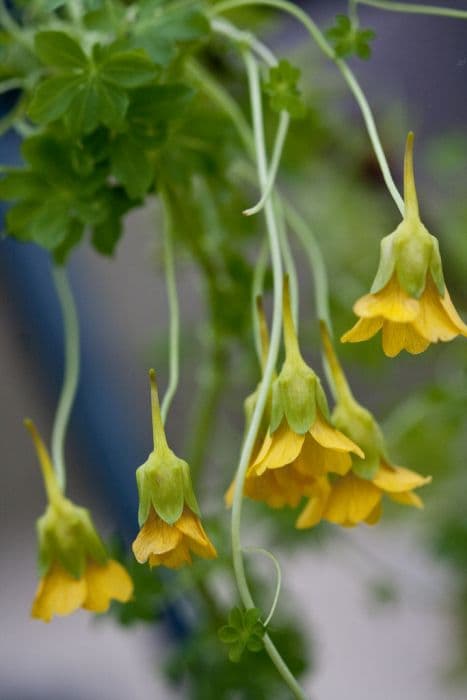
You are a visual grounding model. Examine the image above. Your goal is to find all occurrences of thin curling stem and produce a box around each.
[231,50,307,700]
[159,196,180,424]
[51,265,80,492]
[210,0,405,215]
[244,112,290,217]
[243,546,283,626]
[356,0,467,20]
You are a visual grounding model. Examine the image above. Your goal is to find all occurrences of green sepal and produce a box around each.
[394,220,433,298]
[277,357,318,435]
[315,378,331,422]
[429,236,446,296]
[269,378,285,434]
[370,232,396,294]
[136,448,187,526]
[136,465,152,527]
[333,397,389,481]
[36,499,108,579]
[181,461,200,516]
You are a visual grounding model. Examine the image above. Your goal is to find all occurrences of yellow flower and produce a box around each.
[132,506,217,568]
[132,370,217,569]
[226,281,363,509]
[25,420,133,623]
[297,465,431,529]
[297,326,431,529]
[32,559,133,623]
[342,133,467,356]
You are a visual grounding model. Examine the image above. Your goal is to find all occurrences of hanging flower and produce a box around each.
[227,281,363,510]
[297,327,431,528]
[341,133,467,356]
[25,420,133,622]
[132,370,217,568]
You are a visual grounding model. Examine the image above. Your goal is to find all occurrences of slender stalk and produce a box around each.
[275,196,299,326]
[357,0,467,19]
[159,197,180,424]
[231,50,307,700]
[243,546,282,626]
[210,0,404,215]
[252,239,269,360]
[51,265,80,492]
[244,112,290,217]
[283,203,332,333]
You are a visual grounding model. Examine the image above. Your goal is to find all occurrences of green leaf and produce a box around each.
[53,219,84,264]
[95,81,129,130]
[0,170,48,200]
[111,135,153,199]
[218,625,239,643]
[326,14,376,60]
[35,31,88,70]
[28,75,85,124]
[65,80,100,133]
[98,49,158,87]
[263,59,306,119]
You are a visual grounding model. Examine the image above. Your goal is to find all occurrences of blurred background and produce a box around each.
[1,1,467,698]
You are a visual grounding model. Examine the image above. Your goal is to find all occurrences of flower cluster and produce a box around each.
[227,277,431,528]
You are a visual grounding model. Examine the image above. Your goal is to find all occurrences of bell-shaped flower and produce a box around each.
[25,420,133,622]
[342,133,467,356]
[297,328,431,528]
[132,370,216,568]
[228,280,363,510]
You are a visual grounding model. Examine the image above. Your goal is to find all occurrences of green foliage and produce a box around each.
[219,606,265,662]
[263,59,306,118]
[326,14,376,60]
[168,617,308,699]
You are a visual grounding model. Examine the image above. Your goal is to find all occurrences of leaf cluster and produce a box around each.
[263,59,306,119]
[218,606,265,662]
[326,14,376,60]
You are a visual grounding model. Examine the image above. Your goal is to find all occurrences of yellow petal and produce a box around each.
[372,463,431,493]
[341,317,383,343]
[243,469,295,508]
[439,285,467,335]
[323,473,381,526]
[294,433,352,477]
[83,559,133,613]
[177,508,217,559]
[309,413,364,458]
[295,478,331,529]
[414,277,467,342]
[388,490,424,508]
[381,320,430,357]
[132,509,181,563]
[365,501,382,525]
[253,423,305,474]
[354,276,419,322]
[31,563,86,622]
[224,479,235,507]
[149,544,192,569]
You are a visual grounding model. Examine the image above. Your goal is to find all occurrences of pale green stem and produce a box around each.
[0,0,32,48]
[357,0,467,19]
[212,17,277,65]
[210,0,404,215]
[243,546,283,626]
[252,239,269,360]
[159,197,180,424]
[231,50,308,700]
[244,112,290,216]
[275,196,299,326]
[51,265,80,492]
[283,203,332,333]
